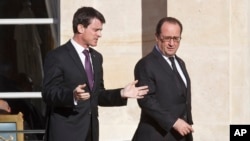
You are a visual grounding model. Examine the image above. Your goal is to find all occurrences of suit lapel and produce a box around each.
[66,42,100,92]
[152,47,189,97]
[152,47,173,76]
[66,42,85,73]
[175,57,193,100]
[175,56,190,87]
[65,41,90,89]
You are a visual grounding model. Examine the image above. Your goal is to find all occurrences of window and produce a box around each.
[0,0,60,140]
[0,0,60,92]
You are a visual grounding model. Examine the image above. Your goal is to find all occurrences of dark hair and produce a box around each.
[155,17,183,37]
[72,7,106,33]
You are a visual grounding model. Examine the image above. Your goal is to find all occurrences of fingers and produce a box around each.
[137,86,149,95]
[77,93,90,101]
[136,90,149,99]
[180,125,193,136]
[137,85,148,90]
[136,85,149,98]
[78,84,86,90]
[132,80,138,85]
[74,84,90,101]
[135,93,145,99]
[173,118,194,136]
[132,80,148,92]
[126,80,138,88]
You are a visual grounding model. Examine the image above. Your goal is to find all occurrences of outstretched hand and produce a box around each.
[121,80,149,99]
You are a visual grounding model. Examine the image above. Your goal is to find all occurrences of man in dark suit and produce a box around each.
[42,7,148,141]
[132,17,194,141]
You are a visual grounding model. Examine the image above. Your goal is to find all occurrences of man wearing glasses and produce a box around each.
[132,17,194,141]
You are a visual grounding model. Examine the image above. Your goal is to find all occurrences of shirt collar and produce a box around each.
[70,39,89,54]
[155,45,175,60]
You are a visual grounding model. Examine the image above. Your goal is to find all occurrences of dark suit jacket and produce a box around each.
[42,41,127,141]
[132,47,193,141]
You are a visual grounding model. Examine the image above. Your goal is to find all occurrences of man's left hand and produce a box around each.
[121,80,149,99]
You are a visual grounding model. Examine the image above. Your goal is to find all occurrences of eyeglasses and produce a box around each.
[159,36,181,43]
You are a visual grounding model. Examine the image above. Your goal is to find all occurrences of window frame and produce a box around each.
[0,2,60,98]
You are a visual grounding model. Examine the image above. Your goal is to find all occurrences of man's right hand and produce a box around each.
[73,84,90,101]
[173,118,194,136]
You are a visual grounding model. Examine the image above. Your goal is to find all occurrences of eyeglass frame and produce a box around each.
[159,36,182,43]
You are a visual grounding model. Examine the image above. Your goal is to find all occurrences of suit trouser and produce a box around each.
[86,118,93,141]
[86,127,92,141]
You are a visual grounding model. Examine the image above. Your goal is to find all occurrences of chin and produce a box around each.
[91,43,98,47]
[88,45,96,47]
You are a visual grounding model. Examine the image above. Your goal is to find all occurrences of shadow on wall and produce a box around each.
[141,0,167,57]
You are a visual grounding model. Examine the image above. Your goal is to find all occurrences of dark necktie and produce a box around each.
[169,57,186,94]
[83,49,94,90]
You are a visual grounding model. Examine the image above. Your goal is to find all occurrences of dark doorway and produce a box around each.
[141,0,167,56]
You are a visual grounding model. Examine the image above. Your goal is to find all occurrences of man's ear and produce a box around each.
[77,24,85,34]
[155,34,159,42]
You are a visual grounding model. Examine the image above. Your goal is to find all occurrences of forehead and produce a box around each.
[88,18,103,29]
[160,22,181,35]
